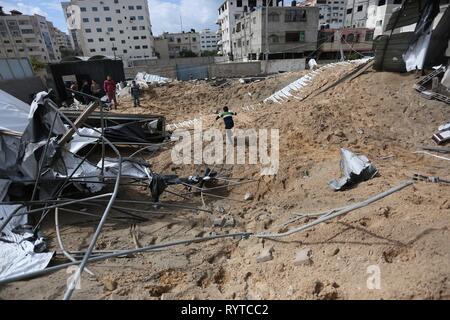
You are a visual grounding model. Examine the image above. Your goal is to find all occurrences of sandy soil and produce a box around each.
[1,63,449,300]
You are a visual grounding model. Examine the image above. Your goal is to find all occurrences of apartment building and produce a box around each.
[345,0,403,36]
[318,27,374,59]
[161,31,201,58]
[217,0,285,58]
[61,0,156,65]
[199,29,220,52]
[0,7,64,63]
[298,0,348,29]
[231,5,319,61]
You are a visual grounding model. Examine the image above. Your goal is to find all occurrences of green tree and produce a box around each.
[201,50,218,57]
[179,49,198,58]
[29,56,45,72]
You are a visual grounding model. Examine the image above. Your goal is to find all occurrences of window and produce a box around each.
[285,9,307,22]
[141,36,147,39]
[99,38,104,42]
[118,20,122,24]
[137,5,143,9]
[237,0,242,7]
[140,26,146,30]
[106,17,112,22]
[138,16,144,20]
[107,27,114,32]
[133,36,139,40]
[365,31,374,41]
[143,45,148,49]
[85,28,92,33]
[92,7,98,12]
[104,6,110,11]
[97,28,102,32]
[378,0,386,5]
[21,29,33,34]
[90,49,96,52]
[94,18,100,22]
[121,40,126,44]
[346,8,352,14]
[83,18,89,23]
[129,6,135,10]
[269,34,279,43]
[132,26,137,30]
[87,38,94,42]
[101,48,106,52]
[192,37,196,42]
[116,9,121,13]
[268,13,280,22]
[123,49,127,53]
[285,31,305,42]
[135,45,141,49]
[120,30,124,34]
[110,37,115,41]
[114,0,119,3]
[357,5,363,11]
[376,20,383,26]
[80,7,86,12]
[393,0,402,3]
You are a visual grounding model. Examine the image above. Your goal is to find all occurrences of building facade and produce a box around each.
[345,0,403,36]
[0,8,66,63]
[162,31,201,58]
[217,0,285,59]
[61,0,156,65]
[298,0,348,29]
[318,27,374,59]
[199,29,220,53]
[231,6,319,61]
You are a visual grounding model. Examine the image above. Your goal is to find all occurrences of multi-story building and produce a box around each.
[161,31,201,58]
[199,29,220,52]
[317,27,374,59]
[231,5,319,61]
[345,0,403,36]
[61,0,156,65]
[217,0,285,59]
[0,7,63,62]
[298,0,348,30]
[53,26,73,52]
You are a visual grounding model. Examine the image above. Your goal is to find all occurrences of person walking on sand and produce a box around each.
[130,81,141,108]
[216,106,237,146]
[103,75,118,109]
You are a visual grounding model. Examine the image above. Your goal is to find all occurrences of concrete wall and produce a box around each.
[154,38,170,60]
[0,76,46,103]
[261,58,306,74]
[125,56,215,79]
[209,61,262,78]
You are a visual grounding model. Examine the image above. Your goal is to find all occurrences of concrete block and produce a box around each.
[294,248,312,266]
[212,217,226,227]
[257,246,273,263]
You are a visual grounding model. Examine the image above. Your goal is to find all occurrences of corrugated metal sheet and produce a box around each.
[385,0,449,31]
[385,0,425,31]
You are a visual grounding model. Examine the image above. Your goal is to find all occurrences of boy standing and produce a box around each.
[130,81,141,108]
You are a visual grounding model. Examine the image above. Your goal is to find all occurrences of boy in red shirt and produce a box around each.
[103,75,118,109]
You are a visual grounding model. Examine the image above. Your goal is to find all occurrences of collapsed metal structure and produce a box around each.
[0,88,256,300]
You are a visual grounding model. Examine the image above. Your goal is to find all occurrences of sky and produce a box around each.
[0,0,223,35]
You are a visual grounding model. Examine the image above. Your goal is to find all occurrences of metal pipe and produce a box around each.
[257,181,414,239]
[0,232,252,286]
